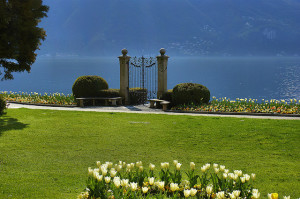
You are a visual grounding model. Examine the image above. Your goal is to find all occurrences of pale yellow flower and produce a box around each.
[190,188,197,197]
[184,189,191,198]
[190,162,195,170]
[142,187,149,194]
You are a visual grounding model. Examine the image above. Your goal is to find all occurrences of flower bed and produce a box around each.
[78,161,291,199]
[171,97,300,115]
[0,91,76,106]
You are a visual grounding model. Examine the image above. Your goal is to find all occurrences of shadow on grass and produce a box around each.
[0,115,29,136]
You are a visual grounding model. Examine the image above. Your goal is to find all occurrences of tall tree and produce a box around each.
[0,0,49,80]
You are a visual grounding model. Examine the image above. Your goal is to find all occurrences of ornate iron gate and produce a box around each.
[129,56,157,104]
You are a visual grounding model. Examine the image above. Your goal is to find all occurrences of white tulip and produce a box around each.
[233,174,239,181]
[223,173,228,179]
[142,187,149,194]
[173,160,178,166]
[149,163,155,170]
[136,161,142,167]
[176,163,182,171]
[252,192,260,199]
[240,176,246,183]
[201,165,207,172]
[110,169,117,178]
[184,189,191,198]
[170,183,179,192]
[205,163,211,169]
[229,193,236,199]
[214,167,220,174]
[157,181,165,190]
[190,162,195,170]
[224,169,229,174]
[114,178,121,188]
[190,188,197,197]
[130,182,138,191]
[233,190,240,197]
[251,173,256,180]
[116,164,122,172]
[121,179,129,187]
[268,193,272,199]
[206,185,213,195]
[234,170,242,177]
[88,167,93,176]
[213,163,218,168]
[219,165,225,172]
[244,174,250,181]
[96,161,101,168]
[102,168,108,176]
[96,174,103,182]
[105,176,111,184]
[283,196,290,199]
[228,173,234,179]
[148,177,155,185]
[216,191,225,199]
[130,163,135,169]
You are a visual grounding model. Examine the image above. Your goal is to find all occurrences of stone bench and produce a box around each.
[76,97,122,107]
[148,99,170,111]
[149,99,164,108]
[160,101,170,111]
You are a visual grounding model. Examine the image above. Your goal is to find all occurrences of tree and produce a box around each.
[0,0,49,80]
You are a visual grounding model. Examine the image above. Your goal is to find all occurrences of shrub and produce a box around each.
[0,94,7,115]
[97,89,120,98]
[72,76,108,98]
[172,83,210,106]
[129,88,147,105]
[160,89,174,108]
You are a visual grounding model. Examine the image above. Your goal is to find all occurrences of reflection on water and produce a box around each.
[0,56,299,101]
[276,64,300,100]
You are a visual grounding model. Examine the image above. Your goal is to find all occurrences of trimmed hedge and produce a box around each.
[0,94,7,115]
[172,83,210,105]
[97,89,120,98]
[129,88,147,105]
[72,76,108,98]
[160,89,174,108]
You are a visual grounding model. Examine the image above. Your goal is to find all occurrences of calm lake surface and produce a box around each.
[1,56,299,101]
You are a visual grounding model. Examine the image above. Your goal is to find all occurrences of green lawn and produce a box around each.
[0,108,299,199]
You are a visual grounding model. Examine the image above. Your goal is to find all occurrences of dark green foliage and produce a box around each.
[72,75,108,98]
[0,0,49,80]
[160,89,174,108]
[172,83,210,105]
[129,88,147,105]
[0,94,7,115]
[97,89,120,98]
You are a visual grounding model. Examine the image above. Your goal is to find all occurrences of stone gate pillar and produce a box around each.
[119,49,130,105]
[156,48,169,99]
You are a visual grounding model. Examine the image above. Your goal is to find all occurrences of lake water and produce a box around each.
[1,56,299,101]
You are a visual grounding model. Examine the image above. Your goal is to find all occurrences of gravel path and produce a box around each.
[7,102,300,120]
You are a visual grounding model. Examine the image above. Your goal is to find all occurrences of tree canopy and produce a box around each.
[0,0,49,80]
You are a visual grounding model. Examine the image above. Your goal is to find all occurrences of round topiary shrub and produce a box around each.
[0,94,7,115]
[72,75,108,98]
[172,83,210,105]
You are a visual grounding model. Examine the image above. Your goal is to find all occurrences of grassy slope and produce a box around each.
[0,109,299,198]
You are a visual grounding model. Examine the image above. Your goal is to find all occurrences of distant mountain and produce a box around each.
[39,0,300,57]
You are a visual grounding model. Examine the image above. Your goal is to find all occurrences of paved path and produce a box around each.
[7,102,300,120]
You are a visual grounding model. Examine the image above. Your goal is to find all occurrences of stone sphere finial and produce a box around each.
[121,49,128,56]
[160,48,166,55]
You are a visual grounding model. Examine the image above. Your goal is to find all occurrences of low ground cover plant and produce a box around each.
[0,91,76,105]
[78,161,291,199]
[172,97,300,114]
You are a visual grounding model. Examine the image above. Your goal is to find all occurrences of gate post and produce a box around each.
[119,49,130,105]
[156,48,169,99]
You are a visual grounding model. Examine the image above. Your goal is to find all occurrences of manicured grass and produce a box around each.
[0,109,299,198]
